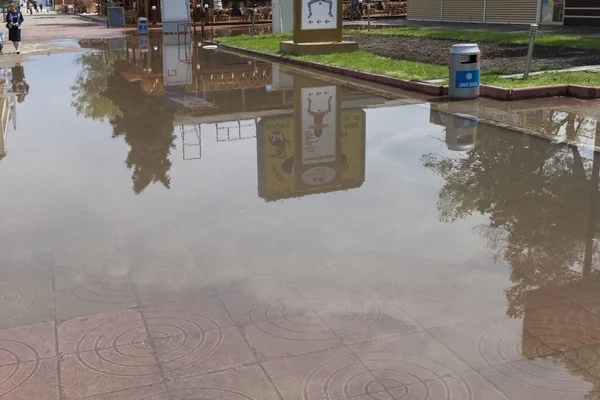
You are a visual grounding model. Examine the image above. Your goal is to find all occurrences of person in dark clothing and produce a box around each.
[6,4,23,54]
[350,0,362,20]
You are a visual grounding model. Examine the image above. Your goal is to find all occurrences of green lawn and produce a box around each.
[344,28,600,51]
[216,34,600,88]
[217,33,292,54]
[216,35,448,81]
[482,71,600,88]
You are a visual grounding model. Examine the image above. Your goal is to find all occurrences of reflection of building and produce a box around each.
[0,69,16,161]
[523,281,600,359]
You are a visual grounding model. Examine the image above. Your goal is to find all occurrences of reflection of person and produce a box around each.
[307,0,333,18]
[11,64,29,102]
[5,4,24,54]
[307,96,332,138]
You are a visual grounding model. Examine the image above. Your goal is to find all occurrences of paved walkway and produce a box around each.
[0,13,133,64]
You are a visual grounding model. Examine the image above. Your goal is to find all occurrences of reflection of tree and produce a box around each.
[104,74,176,194]
[422,122,600,319]
[424,120,600,399]
[70,52,123,122]
[71,53,176,194]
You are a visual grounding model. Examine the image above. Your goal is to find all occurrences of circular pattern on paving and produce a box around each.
[248,286,381,341]
[0,338,41,365]
[73,309,224,375]
[169,388,257,400]
[72,312,148,352]
[301,287,381,334]
[67,282,133,304]
[477,322,598,393]
[0,359,40,397]
[302,352,472,400]
[0,282,38,322]
[144,313,224,368]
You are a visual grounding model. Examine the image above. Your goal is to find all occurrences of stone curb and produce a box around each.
[217,44,600,101]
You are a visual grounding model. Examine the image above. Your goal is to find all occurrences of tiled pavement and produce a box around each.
[3,254,600,399]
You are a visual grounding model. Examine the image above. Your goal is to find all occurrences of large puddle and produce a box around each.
[1,33,600,399]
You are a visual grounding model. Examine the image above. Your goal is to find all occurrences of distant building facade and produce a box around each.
[407,0,599,26]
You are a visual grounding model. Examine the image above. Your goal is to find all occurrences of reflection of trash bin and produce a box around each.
[138,17,148,34]
[445,114,477,151]
[430,101,479,152]
[449,44,480,99]
[139,35,148,52]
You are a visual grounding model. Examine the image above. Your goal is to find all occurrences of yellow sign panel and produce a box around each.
[258,117,296,200]
[258,109,365,201]
[341,109,365,188]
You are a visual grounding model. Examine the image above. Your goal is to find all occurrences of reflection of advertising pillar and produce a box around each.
[257,108,366,201]
[294,77,342,192]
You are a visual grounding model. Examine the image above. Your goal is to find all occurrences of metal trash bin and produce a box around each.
[449,44,481,99]
[137,17,148,35]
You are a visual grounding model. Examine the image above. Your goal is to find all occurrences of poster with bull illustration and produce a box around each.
[301,0,338,30]
[301,86,337,166]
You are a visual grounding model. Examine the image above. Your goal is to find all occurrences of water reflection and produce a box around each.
[5,32,600,400]
[0,67,17,161]
[11,64,29,104]
[70,34,387,196]
[478,100,600,151]
[423,114,600,397]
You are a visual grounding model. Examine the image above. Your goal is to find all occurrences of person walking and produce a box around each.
[39,2,43,12]
[33,2,38,12]
[26,1,32,14]
[6,4,24,54]
[350,0,362,20]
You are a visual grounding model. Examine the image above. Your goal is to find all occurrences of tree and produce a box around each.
[103,73,176,194]
[71,52,123,122]
[71,52,176,194]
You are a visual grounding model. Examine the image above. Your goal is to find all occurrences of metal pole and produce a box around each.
[211,8,214,42]
[367,3,370,31]
[251,7,256,36]
[192,0,197,35]
[523,23,538,80]
[201,6,205,43]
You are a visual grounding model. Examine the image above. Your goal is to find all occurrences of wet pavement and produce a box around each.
[1,31,600,400]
